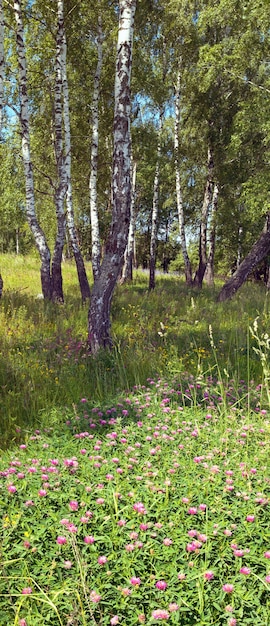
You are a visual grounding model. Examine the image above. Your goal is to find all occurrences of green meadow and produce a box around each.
[0,254,270,625]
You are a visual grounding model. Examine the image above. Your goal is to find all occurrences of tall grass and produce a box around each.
[0,254,269,448]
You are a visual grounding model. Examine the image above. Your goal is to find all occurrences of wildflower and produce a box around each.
[151,609,169,620]
[84,535,95,544]
[130,577,141,586]
[155,580,167,590]
[168,603,179,612]
[223,583,234,593]
[246,515,255,522]
[140,523,148,531]
[163,538,173,546]
[89,590,101,603]
[19,620,27,626]
[7,485,17,493]
[138,615,145,623]
[98,556,107,565]
[133,502,147,514]
[177,572,186,580]
[110,616,119,625]
[63,560,73,569]
[187,507,197,515]
[130,531,138,540]
[69,500,79,511]
[233,549,244,557]
[265,575,270,583]
[204,570,214,580]
[121,587,131,596]
[239,567,251,575]
[56,536,67,545]
[67,523,77,533]
[264,551,270,559]
[228,619,237,626]
[22,587,32,595]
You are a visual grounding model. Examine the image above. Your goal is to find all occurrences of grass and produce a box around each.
[0,253,270,624]
[0,253,270,447]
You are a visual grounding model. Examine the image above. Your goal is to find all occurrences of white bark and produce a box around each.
[88,0,136,353]
[149,109,163,290]
[174,68,192,284]
[60,1,90,300]
[51,0,67,302]
[193,145,214,288]
[205,182,219,286]
[0,0,4,139]
[89,17,103,282]
[121,158,137,282]
[14,0,51,298]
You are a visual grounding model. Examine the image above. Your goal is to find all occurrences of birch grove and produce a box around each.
[0,0,269,312]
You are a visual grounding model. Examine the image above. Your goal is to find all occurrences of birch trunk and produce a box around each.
[121,158,136,282]
[149,110,163,291]
[51,0,67,302]
[205,182,219,286]
[0,0,4,139]
[88,0,136,354]
[14,0,52,299]
[174,68,192,285]
[89,17,103,283]
[61,2,90,301]
[218,213,270,302]
[193,146,214,288]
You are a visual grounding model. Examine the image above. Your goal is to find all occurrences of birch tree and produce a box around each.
[14,0,52,298]
[60,0,90,301]
[193,145,214,288]
[121,157,137,282]
[174,67,192,285]
[149,108,163,291]
[204,181,219,286]
[88,0,136,353]
[89,16,103,282]
[50,0,68,302]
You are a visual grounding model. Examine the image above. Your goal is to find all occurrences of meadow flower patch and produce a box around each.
[0,377,270,625]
